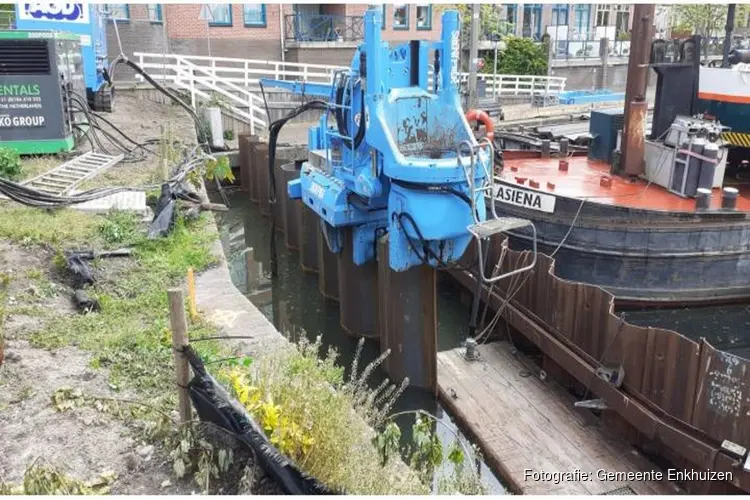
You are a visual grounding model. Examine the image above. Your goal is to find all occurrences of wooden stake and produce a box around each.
[168,288,192,424]
[187,267,198,321]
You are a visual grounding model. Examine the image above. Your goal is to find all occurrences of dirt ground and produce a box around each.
[0,94,206,493]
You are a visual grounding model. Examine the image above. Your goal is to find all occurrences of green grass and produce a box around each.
[0,204,100,247]
[19,156,61,181]
[29,212,220,400]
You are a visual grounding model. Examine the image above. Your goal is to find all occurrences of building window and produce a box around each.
[243,4,266,27]
[209,4,232,26]
[615,10,630,37]
[393,4,409,30]
[522,4,542,40]
[574,4,590,38]
[416,4,431,30]
[105,4,129,21]
[551,4,568,26]
[506,4,517,26]
[147,4,162,23]
[596,6,610,27]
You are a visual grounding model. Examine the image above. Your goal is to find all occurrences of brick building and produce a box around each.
[105,3,441,74]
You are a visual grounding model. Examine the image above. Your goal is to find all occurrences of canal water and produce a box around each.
[620,305,750,359]
[210,188,507,494]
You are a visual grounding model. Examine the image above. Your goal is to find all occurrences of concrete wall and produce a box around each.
[550,60,656,92]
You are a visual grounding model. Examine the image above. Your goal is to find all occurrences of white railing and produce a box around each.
[133,52,567,128]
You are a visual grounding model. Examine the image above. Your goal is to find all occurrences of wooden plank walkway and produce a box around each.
[438,342,679,495]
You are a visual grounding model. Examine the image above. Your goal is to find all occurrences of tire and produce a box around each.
[93,86,115,113]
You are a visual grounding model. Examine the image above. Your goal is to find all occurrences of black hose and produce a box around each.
[110,56,210,149]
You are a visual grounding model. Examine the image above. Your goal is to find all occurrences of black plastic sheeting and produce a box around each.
[148,182,204,239]
[183,346,337,495]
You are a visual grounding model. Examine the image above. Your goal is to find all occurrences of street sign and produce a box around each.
[198,4,214,21]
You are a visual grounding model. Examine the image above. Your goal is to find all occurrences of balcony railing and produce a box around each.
[285,14,364,43]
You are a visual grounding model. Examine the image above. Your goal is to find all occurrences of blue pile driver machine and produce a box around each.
[261,8,537,288]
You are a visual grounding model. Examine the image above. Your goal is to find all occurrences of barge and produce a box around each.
[492,154,750,307]
[490,41,750,308]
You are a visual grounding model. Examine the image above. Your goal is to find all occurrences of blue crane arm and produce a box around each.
[258,78,333,99]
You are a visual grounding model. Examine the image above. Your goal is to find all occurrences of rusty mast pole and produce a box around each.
[621,4,655,178]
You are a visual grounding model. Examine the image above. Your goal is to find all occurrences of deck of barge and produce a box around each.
[500,156,750,212]
[437,341,678,495]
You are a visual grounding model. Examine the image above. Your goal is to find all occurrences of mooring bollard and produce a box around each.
[559,138,569,157]
[377,235,437,393]
[722,187,738,210]
[695,187,712,210]
[338,227,378,339]
[167,288,192,424]
[317,223,340,301]
[541,139,551,159]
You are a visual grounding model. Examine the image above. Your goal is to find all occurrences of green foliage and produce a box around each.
[0,146,23,181]
[0,462,116,495]
[223,129,235,141]
[447,4,514,41]
[496,36,548,76]
[225,337,487,495]
[97,210,141,245]
[205,156,234,184]
[672,5,727,46]
[31,214,218,397]
[408,415,444,484]
[224,337,424,495]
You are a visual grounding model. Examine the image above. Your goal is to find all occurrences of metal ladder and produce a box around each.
[22,152,124,195]
[458,137,537,283]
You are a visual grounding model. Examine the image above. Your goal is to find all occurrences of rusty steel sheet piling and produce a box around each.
[377,236,437,393]
[237,133,259,193]
[285,200,302,252]
[247,138,265,203]
[278,161,301,237]
[297,203,319,273]
[445,232,750,493]
[317,224,340,301]
[251,142,268,207]
[338,227,379,338]
[271,158,288,230]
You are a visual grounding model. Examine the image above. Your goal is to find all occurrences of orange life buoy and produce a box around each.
[465,109,494,141]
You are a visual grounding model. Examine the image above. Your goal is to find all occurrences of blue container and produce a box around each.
[588,108,624,164]
[14,3,108,95]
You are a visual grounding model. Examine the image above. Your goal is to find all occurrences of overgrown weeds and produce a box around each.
[222,337,487,495]
[31,212,219,400]
[0,205,100,247]
[0,460,116,495]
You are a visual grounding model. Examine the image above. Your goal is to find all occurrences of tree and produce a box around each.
[439,4,515,40]
[494,36,548,76]
[672,4,731,57]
